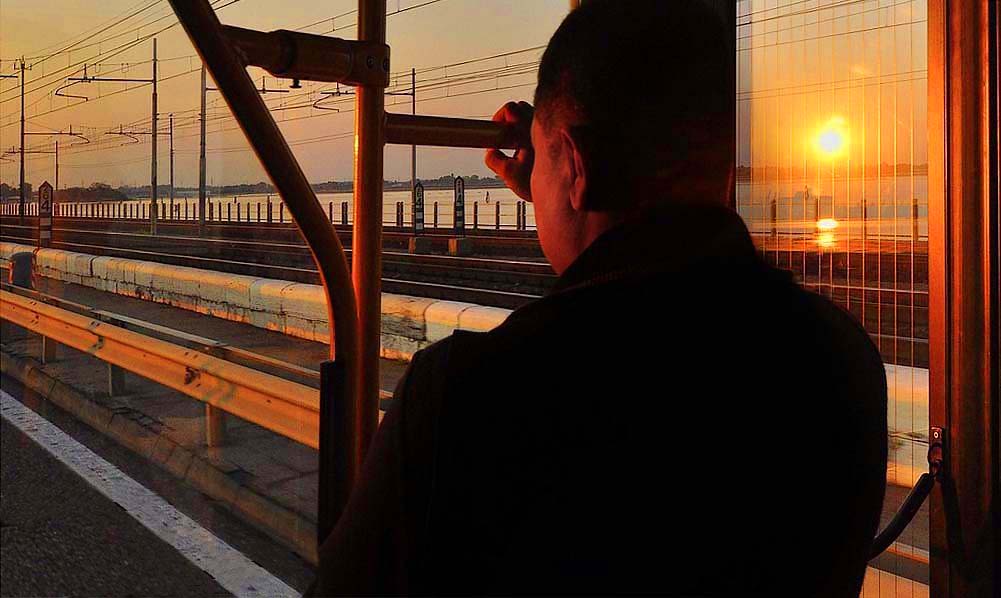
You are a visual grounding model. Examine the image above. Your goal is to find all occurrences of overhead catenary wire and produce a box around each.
[0,0,439,106]
[0,0,460,133]
[0,0,242,109]
[23,44,544,157]
[6,0,543,189]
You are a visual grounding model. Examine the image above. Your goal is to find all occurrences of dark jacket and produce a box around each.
[311,201,888,596]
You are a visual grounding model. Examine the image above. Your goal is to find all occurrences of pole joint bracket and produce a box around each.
[222,25,390,87]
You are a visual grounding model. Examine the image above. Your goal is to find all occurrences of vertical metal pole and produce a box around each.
[151,39,158,235]
[350,0,386,494]
[169,113,175,215]
[411,67,416,197]
[928,0,1000,595]
[199,65,207,236]
[54,140,58,192]
[19,58,25,225]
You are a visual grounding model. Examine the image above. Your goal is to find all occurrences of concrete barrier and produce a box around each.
[0,242,511,361]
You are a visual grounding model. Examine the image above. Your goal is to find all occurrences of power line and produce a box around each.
[0,0,439,105]
[24,0,164,67]
[0,0,239,105]
[11,43,543,134]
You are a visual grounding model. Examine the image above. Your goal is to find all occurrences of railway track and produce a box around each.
[0,226,553,309]
[0,216,545,258]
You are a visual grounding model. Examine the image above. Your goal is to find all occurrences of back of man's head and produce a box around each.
[535,0,732,208]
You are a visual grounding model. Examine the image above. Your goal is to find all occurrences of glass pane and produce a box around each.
[736,0,930,593]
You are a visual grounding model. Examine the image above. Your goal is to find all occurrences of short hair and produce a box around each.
[535,0,733,207]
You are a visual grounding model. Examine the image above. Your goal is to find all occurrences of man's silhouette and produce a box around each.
[311,1,887,595]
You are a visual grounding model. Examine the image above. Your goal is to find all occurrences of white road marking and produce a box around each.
[0,390,299,598]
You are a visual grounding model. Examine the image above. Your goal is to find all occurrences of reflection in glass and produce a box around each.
[736,1,929,592]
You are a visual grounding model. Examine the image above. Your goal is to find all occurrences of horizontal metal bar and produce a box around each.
[68,77,153,84]
[222,25,389,87]
[0,289,320,448]
[91,309,224,347]
[384,112,525,149]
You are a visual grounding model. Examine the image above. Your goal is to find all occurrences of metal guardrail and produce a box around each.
[0,279,397,395]
[1,288,322,448]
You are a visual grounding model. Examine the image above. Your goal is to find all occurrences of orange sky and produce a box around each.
[0,0,568,188]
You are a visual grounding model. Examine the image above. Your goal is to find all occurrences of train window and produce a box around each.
[4,0,994,595]
[737,0,930,593]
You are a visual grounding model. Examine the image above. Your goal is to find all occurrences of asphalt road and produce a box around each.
[0,376,314,597]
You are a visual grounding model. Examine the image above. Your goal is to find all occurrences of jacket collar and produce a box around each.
[549,200,758,296]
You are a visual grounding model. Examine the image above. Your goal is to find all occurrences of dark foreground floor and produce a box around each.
[1,418,232,596]
[0,376,312,597]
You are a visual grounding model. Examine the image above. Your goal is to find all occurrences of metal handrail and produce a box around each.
[166,0,362,538]
[165,0,529,546]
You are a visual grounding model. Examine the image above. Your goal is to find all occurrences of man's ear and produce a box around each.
[564,128,589,212]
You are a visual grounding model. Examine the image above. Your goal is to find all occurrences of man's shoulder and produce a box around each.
[398,329,495,399]
[801,287,882,364]
[412,328,494,370]
[790,285,887,406]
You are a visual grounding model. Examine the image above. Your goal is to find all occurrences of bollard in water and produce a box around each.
[770,198,777,238]
[341,202,348,225]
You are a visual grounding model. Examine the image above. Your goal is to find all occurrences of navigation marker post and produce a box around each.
[408,181,431,253]
[448,176,472,256]
[37,181,53,248]
[412,181,425,233]
[454,176,465,234]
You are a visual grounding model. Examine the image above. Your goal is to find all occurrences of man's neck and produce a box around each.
[550,210,629,274]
